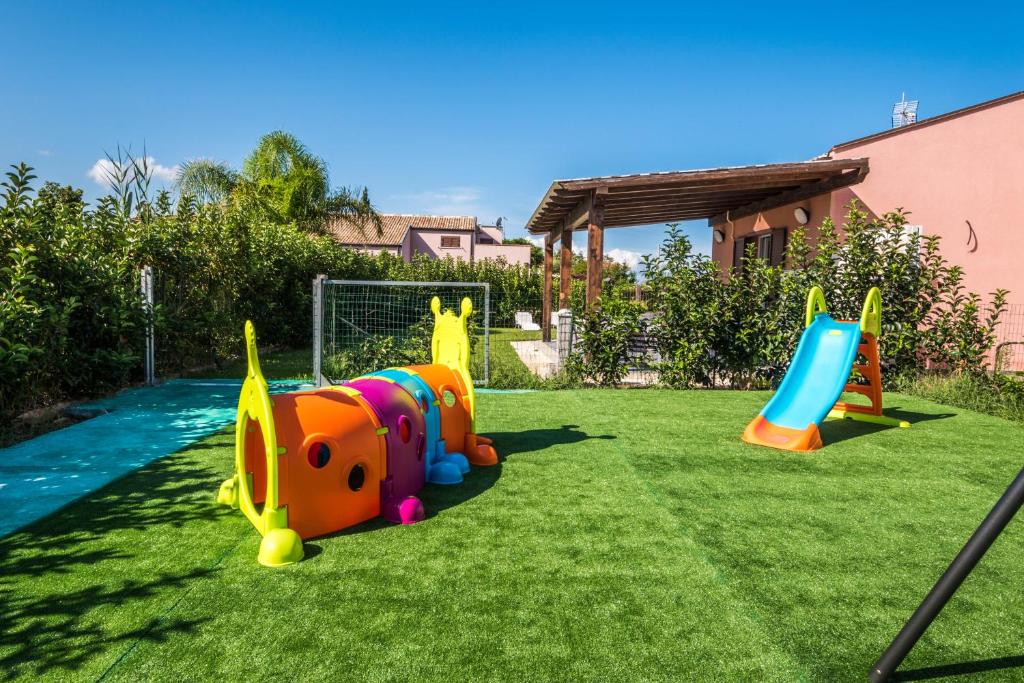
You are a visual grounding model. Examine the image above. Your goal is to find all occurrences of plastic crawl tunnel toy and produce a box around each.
[742,286,909,452]
[216,296,498,567]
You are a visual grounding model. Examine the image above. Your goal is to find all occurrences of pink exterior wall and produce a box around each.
[711,95,1024,306]
[478,225,503,242]
[831,96,1024,306]
[710,193,833,270]
[400,230,413,261]
[410,229,474,261]
[475,243,531,266]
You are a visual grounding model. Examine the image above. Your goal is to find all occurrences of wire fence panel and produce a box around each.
[315,280,489,386]
[994,303,1024,372]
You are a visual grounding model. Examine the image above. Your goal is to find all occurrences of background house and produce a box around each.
[328,213,531,266]
[709,91,1024,311]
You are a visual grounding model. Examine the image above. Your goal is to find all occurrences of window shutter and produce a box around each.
[732,236,746,272]
[770,227,787,267]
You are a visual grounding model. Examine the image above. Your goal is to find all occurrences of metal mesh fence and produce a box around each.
[994,303,1024,372]
[314,279,489,386]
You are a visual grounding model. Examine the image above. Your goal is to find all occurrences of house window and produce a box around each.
[733,227,788,274]
[440,236,460,249]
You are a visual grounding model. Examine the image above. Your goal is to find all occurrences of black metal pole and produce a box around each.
[870,465,1024,682]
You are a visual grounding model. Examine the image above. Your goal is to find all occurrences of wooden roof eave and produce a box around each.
[527,158,869,234]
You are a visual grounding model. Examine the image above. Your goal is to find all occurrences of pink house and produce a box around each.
[710,91,1024,309]
[328,213,531,266]
[527,91,1023,348]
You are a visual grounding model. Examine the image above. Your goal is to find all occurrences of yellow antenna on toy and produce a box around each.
[431,296,477,426]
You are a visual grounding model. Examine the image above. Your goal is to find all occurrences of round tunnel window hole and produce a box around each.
[348,464,366,492]
[398,415,412,444]
[307,442,331,469]
[442,388,457,408]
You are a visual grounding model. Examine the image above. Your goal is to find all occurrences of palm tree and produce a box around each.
[175,159,238,204]
[175,131,380,233]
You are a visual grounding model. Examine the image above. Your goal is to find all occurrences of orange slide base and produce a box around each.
[742,415,823,452]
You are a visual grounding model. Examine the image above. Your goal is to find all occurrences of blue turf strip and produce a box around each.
[0,379,311,538]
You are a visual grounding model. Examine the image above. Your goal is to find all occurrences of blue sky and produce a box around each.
[2,2,1022,268]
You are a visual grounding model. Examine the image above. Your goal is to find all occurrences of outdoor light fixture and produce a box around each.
[713,229,725,244]
[794,207,810,225]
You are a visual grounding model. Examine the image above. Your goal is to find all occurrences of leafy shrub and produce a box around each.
[565,299,646,387]
[571,202,1007,387]
[0,162,546,425]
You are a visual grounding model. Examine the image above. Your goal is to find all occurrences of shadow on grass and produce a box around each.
[0,451,229,677]
[893,654,1024,681]
[820,407,955,446]
[483,424,617,459]
[0,570,214,677]
[306,425,616,549]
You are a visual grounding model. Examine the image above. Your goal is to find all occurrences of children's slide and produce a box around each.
[743,286,909,452]
[744,314,861,451]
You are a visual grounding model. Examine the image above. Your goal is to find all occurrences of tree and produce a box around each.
[176,130,380,233]
[175,159,237,204]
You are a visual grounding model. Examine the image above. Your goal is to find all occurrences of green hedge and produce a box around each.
[570,203,1008,388]
[0,164,553,421]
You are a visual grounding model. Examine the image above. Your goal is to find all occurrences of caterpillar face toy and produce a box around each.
[217,296,498,567]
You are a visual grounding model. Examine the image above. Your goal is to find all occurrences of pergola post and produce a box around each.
[542,234,554,342]
[586,201,605,309]
[559,220,573,309]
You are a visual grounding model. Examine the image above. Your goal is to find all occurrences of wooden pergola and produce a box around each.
[526,158,869,340]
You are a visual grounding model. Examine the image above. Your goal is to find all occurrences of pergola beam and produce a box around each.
[600,191,777,210]
[708,168,868,224]
[526,158,870,236]
[556,159,866,191]
[566,192,593,231]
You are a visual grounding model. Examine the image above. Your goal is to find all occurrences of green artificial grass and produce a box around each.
[3,390,1024,681]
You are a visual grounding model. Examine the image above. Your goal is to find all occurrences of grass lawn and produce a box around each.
[4,382,1024,680]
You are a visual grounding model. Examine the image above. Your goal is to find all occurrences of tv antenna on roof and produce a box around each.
[892,93,919,129]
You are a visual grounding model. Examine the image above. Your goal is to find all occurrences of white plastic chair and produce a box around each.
[515,312,541,331]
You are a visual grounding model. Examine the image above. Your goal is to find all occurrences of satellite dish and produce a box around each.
[892,93,919,129]
[496,217,503,229]
[794,207,810,225]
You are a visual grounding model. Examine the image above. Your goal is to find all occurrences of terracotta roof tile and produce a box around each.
[327,213,477,246]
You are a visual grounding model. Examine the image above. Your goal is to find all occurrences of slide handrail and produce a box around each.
[860,287,882,338]
[805,286,828,328]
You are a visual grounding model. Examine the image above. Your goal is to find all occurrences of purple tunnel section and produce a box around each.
[346,378,427,524]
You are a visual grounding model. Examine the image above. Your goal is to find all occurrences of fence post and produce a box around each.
[140,266,155,386]
[483,283,490,387]
[313,274,326,387]
[556,308,574,370]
